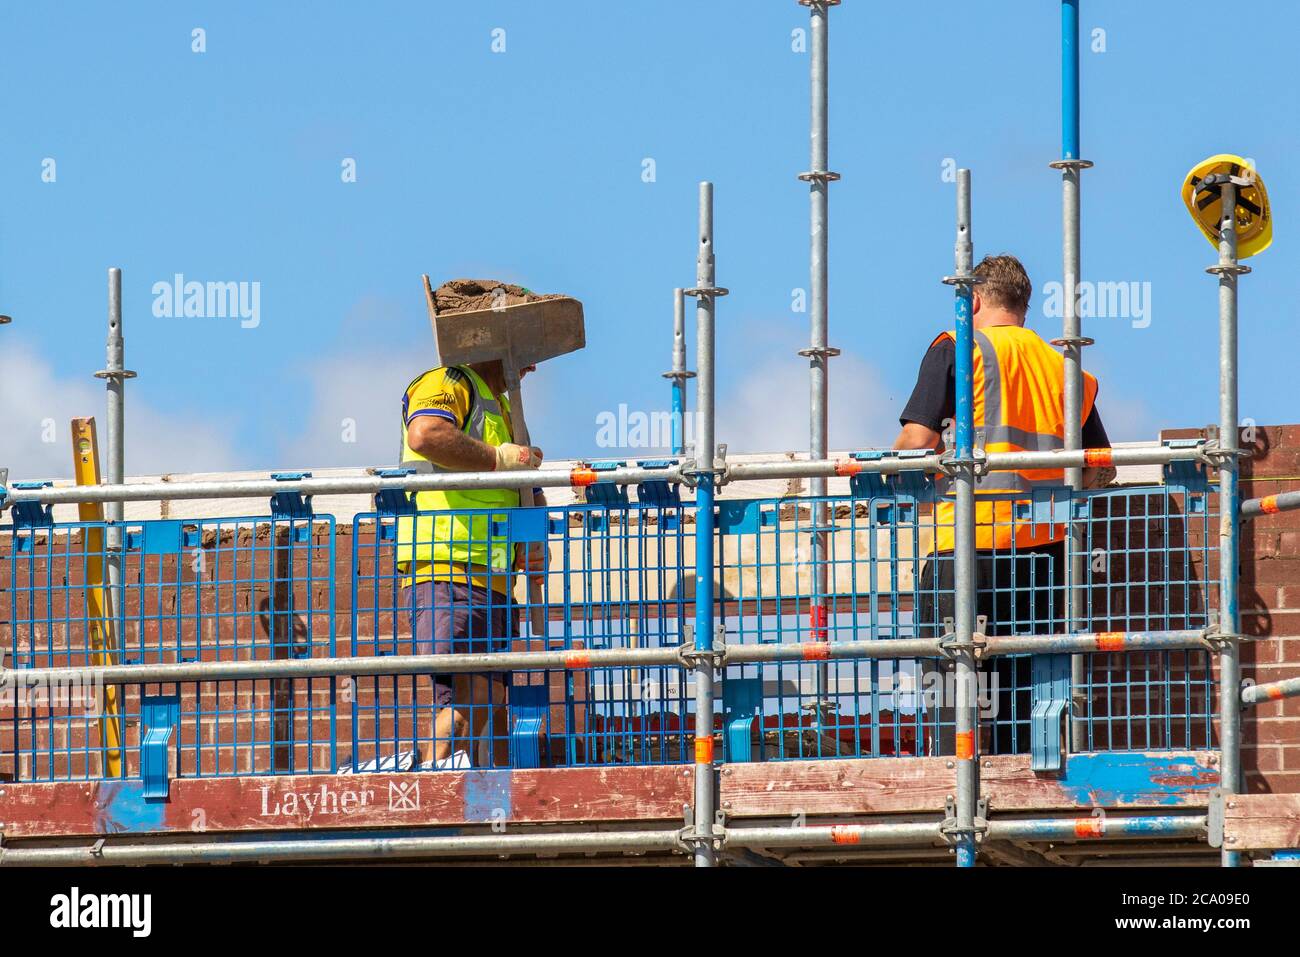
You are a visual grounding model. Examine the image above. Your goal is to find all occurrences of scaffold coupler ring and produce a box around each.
[797,169,842,183]
[1048,158,1095,171]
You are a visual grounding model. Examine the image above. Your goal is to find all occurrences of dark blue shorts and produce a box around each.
[402,580,514,706]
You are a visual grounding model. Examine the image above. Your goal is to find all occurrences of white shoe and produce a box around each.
[433,750,471,770]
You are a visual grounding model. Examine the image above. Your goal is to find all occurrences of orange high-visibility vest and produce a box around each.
[932,324,1099,552]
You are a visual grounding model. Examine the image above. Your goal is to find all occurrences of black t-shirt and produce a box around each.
[899,338,1110,447]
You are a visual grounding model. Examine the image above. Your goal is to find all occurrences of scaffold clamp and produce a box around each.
[940,795,990,846]
[678,445,730,489]
[8,481,54,533]
[269,472,315,526]
[677,805,727,855]
[678,625,727,668]
[939,616,987,659]
[371,468,416,517]
[937,447,988,479]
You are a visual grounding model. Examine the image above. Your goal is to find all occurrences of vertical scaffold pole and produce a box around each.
[1049,0,1095,751]
[95,269,135,659]
[1211,181,1245,867]
[797,0,841,732]
[688,181,727,867]
[663,288,694,457]
[943,170,980,868]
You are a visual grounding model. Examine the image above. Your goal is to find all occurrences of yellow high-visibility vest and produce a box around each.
[396,365,519,589]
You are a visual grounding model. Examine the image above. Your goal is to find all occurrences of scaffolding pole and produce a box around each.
[798,0,840,730]
[663,288,694,457]
[941,169,980,868]
[686,181,726,867]
[1242,676,1300,707]
[1210,178,1247,867]
[1050,0,1095,754]
[1241,490,1300,519]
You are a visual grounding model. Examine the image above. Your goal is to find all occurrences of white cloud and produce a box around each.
[0,341,238,481]
[718,354,897,455]
[1090,389,1159,443]
[279,351,406,469]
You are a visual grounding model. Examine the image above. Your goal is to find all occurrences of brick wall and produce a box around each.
[1160,424,1300,795]
[1231,424,1300,794]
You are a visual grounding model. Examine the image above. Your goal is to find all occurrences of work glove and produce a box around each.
[493,443,544,471]
[514,541,548,582]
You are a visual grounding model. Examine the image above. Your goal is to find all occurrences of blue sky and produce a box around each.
[1,0,1294,480]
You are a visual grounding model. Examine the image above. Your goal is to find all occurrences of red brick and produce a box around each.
[1253,718,1300,745]
[1243,745,1283,772]
[1246,772,1300,794]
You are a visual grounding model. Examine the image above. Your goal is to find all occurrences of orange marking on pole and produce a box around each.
[695,737,714,764]
[1260,495,1281,514]
[834,460,863,477]
[802,642,831,661]
[830,826,861,845]
[1096,632,1126,652]
[810,604,829,641]
[564,650,591,669]
[955,731,974,760]
[570,468,598,487]
[1266,685,1284,701]
[1084,448,1114,468]
[1074,818,1105,839]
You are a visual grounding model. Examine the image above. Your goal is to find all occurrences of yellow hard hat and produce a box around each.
[1181,154,1272,258]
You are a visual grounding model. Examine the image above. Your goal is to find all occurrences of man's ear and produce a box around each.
[970,290,982,316]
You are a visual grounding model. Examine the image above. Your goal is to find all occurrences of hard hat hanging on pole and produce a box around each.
[1181,154,1273,258]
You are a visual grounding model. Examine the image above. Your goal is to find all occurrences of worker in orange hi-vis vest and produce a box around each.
[891,254,1117,758]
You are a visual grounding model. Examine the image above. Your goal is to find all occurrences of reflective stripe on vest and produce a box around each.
[933,326,1098,552]
[396,365,518,574]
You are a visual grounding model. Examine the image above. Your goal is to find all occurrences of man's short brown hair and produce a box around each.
[973,255,1032,316]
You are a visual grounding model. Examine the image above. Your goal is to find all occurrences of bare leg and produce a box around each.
[428,675,508,767]
[432,699,468,763]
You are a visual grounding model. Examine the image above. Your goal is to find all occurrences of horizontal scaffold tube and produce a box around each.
[0,829,686,866]
[0,464,681,507]
[4,629,1211,687]
[0,444,1201,509]
[4,645,687,686]
[986,815,1207,842]
[1241,490,1300,520]
[0,814,1208,867]
[727,443,1201,484]
[978,629,1212,658]
[1241,676,1300,706]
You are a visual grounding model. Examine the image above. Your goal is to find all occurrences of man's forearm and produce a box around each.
[410,426,497,472]
[893,421,943,451]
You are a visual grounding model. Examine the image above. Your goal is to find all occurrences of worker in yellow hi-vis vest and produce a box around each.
[891,255,1116,757]
[397,361,545,770]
